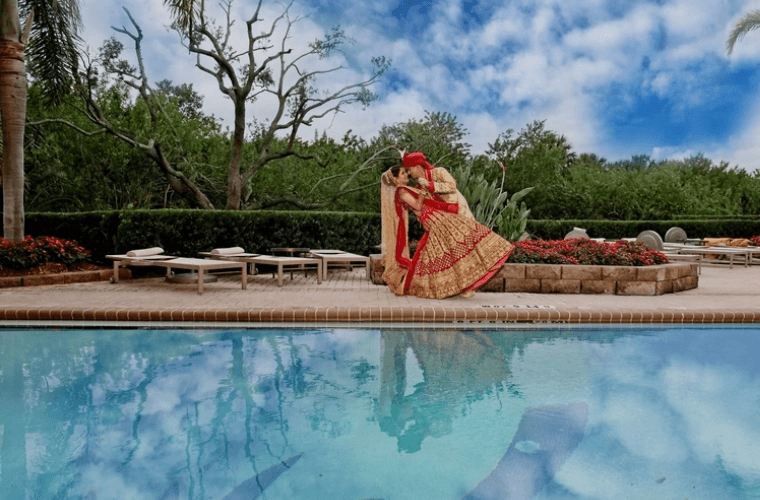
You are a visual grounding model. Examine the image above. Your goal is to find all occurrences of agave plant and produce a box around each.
[452,160,534,241]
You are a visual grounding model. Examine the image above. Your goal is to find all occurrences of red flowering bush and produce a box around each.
[507,238,669,266]
[0,236,91,270]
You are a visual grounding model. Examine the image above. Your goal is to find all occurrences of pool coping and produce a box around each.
[1,264,759,326]
[2,306,759,325]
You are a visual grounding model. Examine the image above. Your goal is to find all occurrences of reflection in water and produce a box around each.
[0,326,759,499]
[221,453,302,500]
[377,330,513,453]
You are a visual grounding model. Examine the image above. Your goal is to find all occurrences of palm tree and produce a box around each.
[727,10,760,55]
[0,0,198,241]
[0,0,82,242]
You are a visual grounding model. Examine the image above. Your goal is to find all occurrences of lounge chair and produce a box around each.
[198,247,261,274]
[661,241,759,269]
[200,248,323,287]
[676,244,758,269]
[107,247,247,294]
[660,249,702,274]
[306,249,370,280]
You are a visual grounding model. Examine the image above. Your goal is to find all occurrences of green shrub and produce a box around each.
[113,209,382,258]
[525,219,760,240]
[25,211,120,262]
[0,236,91,270]
[451,160,533,240]
[20,210,760,265]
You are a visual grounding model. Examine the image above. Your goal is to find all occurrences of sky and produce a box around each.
[79,0,760,171]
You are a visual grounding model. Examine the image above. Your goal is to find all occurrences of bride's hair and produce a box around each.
[381,165,404,187]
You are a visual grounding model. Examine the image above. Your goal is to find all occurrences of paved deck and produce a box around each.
[0,262,759,326]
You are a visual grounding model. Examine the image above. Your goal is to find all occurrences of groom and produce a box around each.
[401,151,474,220]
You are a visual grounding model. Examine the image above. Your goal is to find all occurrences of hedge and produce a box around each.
[525,219,760,241]
[26,210,383,264]
[19,210,760,264]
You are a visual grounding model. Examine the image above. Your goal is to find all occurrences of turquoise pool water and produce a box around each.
[0,326,759,500]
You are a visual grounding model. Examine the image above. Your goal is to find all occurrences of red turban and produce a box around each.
[402,152,434,170]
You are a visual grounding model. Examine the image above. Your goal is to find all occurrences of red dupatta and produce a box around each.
[393,187,458,294]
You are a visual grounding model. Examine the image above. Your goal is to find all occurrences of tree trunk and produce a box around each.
[226,95,245,209]
[150,142,215,209]
[0,29,26,242]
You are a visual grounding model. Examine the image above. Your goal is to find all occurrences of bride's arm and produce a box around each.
[397,188,423,212]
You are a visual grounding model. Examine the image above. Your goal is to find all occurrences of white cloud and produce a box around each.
[478,8,525,49]
[564,4,659,57]
[663,359,760,479]
[77,0,760,163]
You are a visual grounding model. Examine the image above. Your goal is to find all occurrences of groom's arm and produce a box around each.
[427,167,458,195]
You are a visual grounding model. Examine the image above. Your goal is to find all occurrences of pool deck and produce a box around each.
[0,262,759,326]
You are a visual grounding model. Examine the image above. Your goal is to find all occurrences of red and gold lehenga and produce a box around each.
[381,179,514,299]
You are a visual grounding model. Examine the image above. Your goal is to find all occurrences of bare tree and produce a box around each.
[29,10,215,209]
[174,0,389,209]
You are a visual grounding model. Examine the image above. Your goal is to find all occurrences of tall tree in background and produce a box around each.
[169,0,389,209]
[375,111,471,168]
[727,10,760,55]
[0,0,81,241]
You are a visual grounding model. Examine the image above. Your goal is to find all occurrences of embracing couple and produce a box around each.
[381,152,514,299]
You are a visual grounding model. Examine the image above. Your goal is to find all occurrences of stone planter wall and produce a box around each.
[0,268,131,289]
[369,255,698,296]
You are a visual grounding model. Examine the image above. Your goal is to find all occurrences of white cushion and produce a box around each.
[126,247,164,257]
[211,247,245,255]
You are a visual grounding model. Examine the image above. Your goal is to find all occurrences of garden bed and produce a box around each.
[369,256,698,295]
[480,262,697,295]
[0,265,131,288]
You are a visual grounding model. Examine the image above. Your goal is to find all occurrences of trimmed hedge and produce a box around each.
[20,210,760,264]
[27,210,383,264]
[25,211,121,263]
[525,219,760,240]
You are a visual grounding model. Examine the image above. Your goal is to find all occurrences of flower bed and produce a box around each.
[493,239,693,295]
[0,236,91,270]
[0,236,119,288]
[369,238,698,295]
[507,238,668,266]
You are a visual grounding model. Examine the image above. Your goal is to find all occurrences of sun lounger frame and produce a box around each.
[200,252,323,287]
[107,255,247,294]
[306,250,370,280]
[663,244,760,269]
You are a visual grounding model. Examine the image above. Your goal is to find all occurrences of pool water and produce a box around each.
[1,326,759,500]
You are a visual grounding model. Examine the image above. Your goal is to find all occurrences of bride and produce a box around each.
[380,165,514,299]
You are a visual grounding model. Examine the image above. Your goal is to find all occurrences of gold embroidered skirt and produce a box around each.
[403,210,513,299]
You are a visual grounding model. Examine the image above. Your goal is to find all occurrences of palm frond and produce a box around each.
[22,0,83,105]
[164,0,200,34]
[727,10,760,55]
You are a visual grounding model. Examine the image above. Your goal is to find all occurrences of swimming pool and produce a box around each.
[1,326,758,499]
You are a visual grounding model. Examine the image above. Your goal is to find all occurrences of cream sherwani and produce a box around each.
[425,167,474,220]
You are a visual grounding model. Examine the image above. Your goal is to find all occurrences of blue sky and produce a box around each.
[81,0,760,171]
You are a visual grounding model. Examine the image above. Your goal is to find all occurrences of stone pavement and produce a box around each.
[0,262,759,325]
